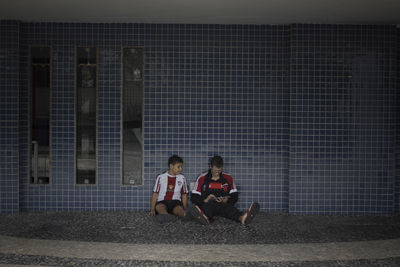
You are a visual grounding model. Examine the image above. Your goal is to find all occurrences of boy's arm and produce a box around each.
[226,175,238,205]
[181,193,188,210]
[191,175,208,206]
[150,192,159,216]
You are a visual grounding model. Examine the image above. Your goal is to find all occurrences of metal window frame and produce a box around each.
[120,46,145,186]
[28,45,52,186]
[74,46,98,186]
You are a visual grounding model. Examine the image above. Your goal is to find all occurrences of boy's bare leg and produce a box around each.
[155,203,168,214]
[172,205,185,218]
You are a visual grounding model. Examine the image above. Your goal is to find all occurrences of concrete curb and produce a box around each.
[1,235,400,262]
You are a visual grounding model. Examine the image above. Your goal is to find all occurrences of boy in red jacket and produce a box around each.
[190,155,259,225]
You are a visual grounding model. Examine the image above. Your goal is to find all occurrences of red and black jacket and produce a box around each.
[191,170,239,206]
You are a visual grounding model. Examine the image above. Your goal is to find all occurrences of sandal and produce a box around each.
[189,205,209,225]
[243,202,260,225]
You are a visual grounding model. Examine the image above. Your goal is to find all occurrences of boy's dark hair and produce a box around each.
[210,155,224,168]
[168,155,183,166]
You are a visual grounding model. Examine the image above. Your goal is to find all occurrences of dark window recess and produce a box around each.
[122,47,144,185]
[76,47,97,185]
[30,46,51,184]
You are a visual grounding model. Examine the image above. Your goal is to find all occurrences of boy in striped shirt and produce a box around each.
[150,155,188,223]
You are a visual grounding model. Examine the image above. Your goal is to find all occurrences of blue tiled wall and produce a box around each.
[289,24,397,214]
[143,25,290,211]
[0,21,398,214]
[0,20,20,214]
[17,23,290,212]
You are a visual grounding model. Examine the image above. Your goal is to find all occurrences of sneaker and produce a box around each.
[243,202,260,225]
[189,205,209,225]
[155,214,177,224]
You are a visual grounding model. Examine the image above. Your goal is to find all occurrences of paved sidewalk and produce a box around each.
[0,211,400,266]
[1,235,400,262]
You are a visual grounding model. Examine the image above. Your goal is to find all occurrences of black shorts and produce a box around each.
[156,200,183,214]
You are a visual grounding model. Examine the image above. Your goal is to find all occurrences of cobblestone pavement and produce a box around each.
[0,211,399,266]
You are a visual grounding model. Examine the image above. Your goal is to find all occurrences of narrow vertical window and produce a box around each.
[122,47,144,185]
[76,47,97,185]
[30,46,51,184]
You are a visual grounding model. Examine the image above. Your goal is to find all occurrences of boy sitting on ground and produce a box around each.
[150,155,189,223]
[189,155,259,225]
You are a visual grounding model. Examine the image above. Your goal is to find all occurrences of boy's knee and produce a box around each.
[172,205,185,217]
[155,203,168,213]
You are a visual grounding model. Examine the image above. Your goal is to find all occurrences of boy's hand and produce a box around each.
[216,196,229,203]
[150,209,156,216]
[204,194,216,203]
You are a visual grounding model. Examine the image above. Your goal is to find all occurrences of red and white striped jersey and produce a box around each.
[153,172,188,202]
